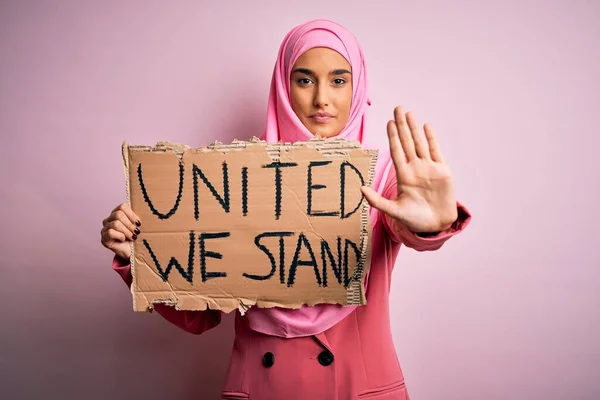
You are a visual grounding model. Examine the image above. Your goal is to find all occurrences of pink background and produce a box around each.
[1,1,599,399]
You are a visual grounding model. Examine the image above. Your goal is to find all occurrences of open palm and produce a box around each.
[362,106,458,233]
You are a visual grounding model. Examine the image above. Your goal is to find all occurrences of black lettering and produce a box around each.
[343,238,361,287]
[340,161,365,219]
[262,162,298,219]
[199,232,230,282]
[137,162,184,220]
[142,231,194,283]
[320,237,344,287]
[242,166,248,216]
[287,233,321,287]
[193,162,230,220]
[307,161,339,217]
[244,231,294,281]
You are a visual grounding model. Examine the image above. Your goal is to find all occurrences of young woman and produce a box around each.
[101,19,471,399]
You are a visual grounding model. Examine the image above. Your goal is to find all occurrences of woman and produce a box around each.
[101,19,471,399]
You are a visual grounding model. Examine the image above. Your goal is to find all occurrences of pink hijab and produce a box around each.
[244,19,394,338]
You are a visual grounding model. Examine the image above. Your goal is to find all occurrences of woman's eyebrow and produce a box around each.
[331,69,351,75]
[292,68,314,75]
[291,68,352,76]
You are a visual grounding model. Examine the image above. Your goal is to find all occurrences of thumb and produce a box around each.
[360,186,398,219]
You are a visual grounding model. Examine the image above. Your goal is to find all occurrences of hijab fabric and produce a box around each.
[244,19,394,338]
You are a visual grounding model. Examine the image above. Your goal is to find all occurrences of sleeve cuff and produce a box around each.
[383,202,471,251]
[112,255,133,287]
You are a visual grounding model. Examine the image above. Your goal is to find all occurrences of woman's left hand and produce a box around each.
[361,106,458,233]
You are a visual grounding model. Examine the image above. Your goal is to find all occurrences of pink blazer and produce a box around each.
[113,198,471,399]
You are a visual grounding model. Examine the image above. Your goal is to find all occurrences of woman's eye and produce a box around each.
[333,78,346,85]
[298,78,313,85]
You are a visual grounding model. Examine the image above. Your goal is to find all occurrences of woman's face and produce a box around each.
[290,47,352,138]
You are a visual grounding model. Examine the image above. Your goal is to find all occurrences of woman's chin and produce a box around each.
[308,128,341,139]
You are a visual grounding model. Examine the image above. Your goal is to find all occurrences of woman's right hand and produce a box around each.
[100,203,141,261]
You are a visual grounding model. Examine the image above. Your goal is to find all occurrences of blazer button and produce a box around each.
[262,352,275,368]
[318,350,334,366]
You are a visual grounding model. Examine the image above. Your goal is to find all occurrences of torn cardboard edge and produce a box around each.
[122,136,379,314]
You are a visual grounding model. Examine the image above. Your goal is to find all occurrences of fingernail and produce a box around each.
[132,234,137,240]
[134,228,140,235]
[135,220,141,226]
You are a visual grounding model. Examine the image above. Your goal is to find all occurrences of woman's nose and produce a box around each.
[313,84,330,108]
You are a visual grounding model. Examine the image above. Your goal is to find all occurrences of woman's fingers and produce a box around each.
[393,106,440,161]
[406,111,430,160]
[424,123,444,163]
[102,227,127,245]
[103,203,140,238]
[106,219,136,241]
[360,186,398,220]
[101,204,140,248]
[112,203,141,227]
[113,210,140,237]
[387,120,407,171]
[100,203,139,260]
[394,106,417,161]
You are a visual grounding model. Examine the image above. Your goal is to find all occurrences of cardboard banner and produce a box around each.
[122,137,378,313]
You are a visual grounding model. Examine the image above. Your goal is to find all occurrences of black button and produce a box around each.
[318,350,334,366]
[262,352,275,368]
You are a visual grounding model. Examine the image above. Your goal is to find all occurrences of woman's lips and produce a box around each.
[309,113,334,124]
